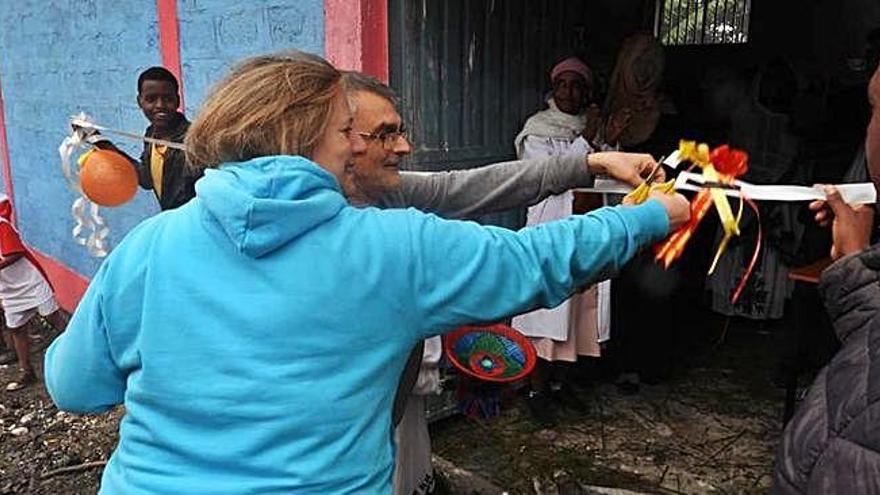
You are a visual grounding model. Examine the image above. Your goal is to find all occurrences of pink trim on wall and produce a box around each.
[156,0,185,109]
[30,249,90,313]
[324,0,389,82]
[325,0,364,71]
[0,75,16,224]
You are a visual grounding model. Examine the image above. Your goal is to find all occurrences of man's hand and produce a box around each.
[587,151,666,187]
[645,190,690,231]
[823,185,874,259]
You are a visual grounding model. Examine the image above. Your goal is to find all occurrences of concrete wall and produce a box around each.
[0,0,325,299]
[178,0,324,116]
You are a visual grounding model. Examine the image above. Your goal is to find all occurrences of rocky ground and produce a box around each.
[0,321,120,495]
[0,316,805,494]
[431,319,795,494]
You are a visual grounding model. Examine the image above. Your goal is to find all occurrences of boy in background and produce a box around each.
[80,67,196,210]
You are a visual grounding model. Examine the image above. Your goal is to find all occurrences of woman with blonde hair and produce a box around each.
[45,50,688,494]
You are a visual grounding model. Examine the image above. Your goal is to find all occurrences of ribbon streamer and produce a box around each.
[58,113,111,257]
[730,196,762,305]
[619,141,760,304]
[69,197,109,257]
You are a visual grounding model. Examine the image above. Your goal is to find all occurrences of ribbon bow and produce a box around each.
[652,140,759,304]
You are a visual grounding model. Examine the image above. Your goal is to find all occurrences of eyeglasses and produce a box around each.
[356,127,408,149]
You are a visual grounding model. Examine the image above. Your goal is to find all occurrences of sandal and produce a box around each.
[6,368,35,391]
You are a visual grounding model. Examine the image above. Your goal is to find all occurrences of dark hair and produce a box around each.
[341,71,398,104]
[138,67,180,94]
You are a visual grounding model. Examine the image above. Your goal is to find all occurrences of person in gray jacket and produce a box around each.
[772,65,880,494]
[341,71,662,495]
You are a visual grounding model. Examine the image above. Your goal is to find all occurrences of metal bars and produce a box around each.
[656,0,750,46]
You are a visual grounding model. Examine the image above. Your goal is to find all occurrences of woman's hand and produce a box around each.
[647,191,690,231]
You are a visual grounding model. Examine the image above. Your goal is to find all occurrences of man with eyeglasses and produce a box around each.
[340,71,664,495]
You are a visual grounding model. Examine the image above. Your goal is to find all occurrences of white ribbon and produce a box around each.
[576,176,877,204]
[58,113,110,257]
[575,148,877,204]
[673,172,877,204]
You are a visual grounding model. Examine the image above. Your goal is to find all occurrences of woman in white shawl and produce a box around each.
[512,57,653,426]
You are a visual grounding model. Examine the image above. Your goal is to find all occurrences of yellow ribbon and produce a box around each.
[677,141,741,274]
[621,141,744,277]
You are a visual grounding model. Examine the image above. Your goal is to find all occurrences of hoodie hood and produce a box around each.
[195,155,347,258]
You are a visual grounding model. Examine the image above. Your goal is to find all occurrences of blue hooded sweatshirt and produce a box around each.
[45,155,668,494]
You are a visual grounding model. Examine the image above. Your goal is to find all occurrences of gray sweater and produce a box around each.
[377,153,594,219]
[382,152,594,425]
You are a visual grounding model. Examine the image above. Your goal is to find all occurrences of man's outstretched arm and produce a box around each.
[382,151,659,219]
[381,153,593,219]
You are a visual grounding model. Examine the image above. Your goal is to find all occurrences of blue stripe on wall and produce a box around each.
[0,0,325,278]
[178,0,325,116]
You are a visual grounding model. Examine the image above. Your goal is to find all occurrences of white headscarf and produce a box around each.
[514,98,586,157]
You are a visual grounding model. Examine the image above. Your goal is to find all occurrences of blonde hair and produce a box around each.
[186,51,343,170]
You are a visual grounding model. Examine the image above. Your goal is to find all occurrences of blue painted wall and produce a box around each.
[0,0,325,277]
[179,1,325,116]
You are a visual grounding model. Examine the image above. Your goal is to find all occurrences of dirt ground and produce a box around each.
[0,316,802,494]
[0,321,120,495]
[431,320,793,494]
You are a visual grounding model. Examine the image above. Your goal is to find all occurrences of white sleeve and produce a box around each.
[520,135,554,160]
[569,136,596,155]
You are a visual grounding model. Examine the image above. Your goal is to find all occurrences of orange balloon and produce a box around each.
[79,150,138,207]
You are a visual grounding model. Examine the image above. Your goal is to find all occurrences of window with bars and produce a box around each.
[655,0,751,46]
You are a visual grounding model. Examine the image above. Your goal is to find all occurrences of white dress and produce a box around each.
[511,134,611,361]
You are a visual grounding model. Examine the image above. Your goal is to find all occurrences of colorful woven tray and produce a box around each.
[443,324,537,383]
